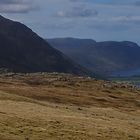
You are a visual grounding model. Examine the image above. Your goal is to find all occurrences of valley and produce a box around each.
[0,15,140,140]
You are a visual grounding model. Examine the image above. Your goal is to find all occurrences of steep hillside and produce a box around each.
[0,16,90,76]
[47,38,140,77]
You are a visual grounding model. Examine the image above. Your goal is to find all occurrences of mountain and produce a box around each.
[0,15,92,76]
[47,38,140,77]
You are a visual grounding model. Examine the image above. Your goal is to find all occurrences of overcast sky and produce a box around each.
[1,0,140,44]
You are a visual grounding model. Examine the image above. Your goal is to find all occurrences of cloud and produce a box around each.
[68,0,86,2]
[55,5,98,18]
[134,1,140,6]
[0,0,21,4]
[0,0,38,13]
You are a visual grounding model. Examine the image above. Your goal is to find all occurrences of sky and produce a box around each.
[0,0,140,44]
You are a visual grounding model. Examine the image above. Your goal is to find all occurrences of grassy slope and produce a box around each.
[0,73,139,140]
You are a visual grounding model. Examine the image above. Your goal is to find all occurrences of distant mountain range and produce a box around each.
[0,15,91,76]
[1,14,140,78]
[47,38,140,77]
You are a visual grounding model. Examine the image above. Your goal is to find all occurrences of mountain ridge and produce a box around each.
[47,37,140,77]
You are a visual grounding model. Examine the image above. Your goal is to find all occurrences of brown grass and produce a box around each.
[0,73,139,140]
